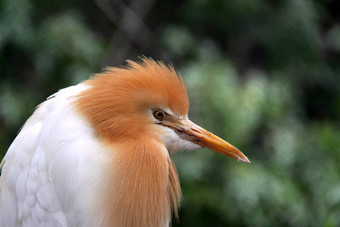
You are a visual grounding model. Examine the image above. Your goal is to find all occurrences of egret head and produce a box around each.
[75,58,249,163]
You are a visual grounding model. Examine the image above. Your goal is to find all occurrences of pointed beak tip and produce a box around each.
[231,146,250,164]
[237,155,251,164]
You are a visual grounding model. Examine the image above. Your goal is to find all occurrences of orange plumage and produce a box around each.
[0,58,249,227]
[76,59,188,142]
[75,59,185,226]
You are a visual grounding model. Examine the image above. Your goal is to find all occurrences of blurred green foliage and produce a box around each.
[0,0,339,226]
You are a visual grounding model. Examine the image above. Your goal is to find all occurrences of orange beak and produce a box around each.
[164,119,250,163]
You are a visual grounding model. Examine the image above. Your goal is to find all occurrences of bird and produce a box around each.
[0,58,249,227]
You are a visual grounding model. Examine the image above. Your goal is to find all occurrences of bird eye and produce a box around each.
[153,109,165,121]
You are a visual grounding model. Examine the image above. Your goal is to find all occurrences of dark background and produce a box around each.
[1,0,340,226]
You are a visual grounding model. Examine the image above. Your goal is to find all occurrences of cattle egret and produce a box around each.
[0,58,249,227]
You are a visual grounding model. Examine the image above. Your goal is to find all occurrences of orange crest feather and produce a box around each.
[75,58,189,142]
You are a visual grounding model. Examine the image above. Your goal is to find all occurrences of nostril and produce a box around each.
[190,127,200,133]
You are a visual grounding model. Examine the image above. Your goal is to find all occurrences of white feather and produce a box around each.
[160,126,200,153]
[0,84,111,226]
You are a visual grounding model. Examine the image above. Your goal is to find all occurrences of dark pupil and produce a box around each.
[155,110,164,119]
